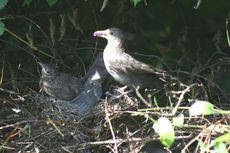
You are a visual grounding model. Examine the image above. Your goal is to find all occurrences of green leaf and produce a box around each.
[132,0,142,7]
[214,143,228,153]
[213,133,230,145]
[47,0,57,7]
[0,21,5,36]
[172,114,184,128]
[22,0,33,7]
[100,0,109,12]
[198,140,206,153]
[0,0,8,10]
[189,100,214,116]
[153,117,175,147]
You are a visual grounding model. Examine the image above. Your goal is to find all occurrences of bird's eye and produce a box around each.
[110,32,113,35]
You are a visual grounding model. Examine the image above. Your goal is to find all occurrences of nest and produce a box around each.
[0,80,229,153]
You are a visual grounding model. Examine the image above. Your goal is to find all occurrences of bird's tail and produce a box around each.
[71,84,102,116]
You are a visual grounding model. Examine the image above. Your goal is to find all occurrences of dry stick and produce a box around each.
[79,134,192,146]
[226,17,230,48]
[47,118,64,137]
[135,87,152,107]
[61,147,72,153]
[181,133,201,153]
[0,120,39,130]
[118,123,154,152]
[0,87,18,95]
[85,137,155,145]
[0,57,5,86]
[104,97,118,153]
[171,83,199,115]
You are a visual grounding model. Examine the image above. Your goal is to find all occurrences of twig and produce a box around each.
[171,83,199,115]
[0,87,18,95]
[181,133,201,153]
[0,56,5,86]
[135,87,152,107]
[0,120,40,130]
[104,97,118,153]
[79,134,192,146]
[83,137,156,145]
[47,118,64,137]
[226,16,230,48]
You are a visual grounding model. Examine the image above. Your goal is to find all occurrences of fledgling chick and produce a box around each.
[38,62,83,100]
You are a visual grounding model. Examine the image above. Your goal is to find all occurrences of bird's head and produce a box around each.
[94,28,125,47]
[38,62,58,77]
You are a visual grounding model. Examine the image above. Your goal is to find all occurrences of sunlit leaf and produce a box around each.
[172,114,184,128]
[132,0,142,7]
[0,0,8,10]
[189,100,214,116]
[213,133,230,145]
[0,21,5,36]
[214,143,228,153]
[47,0,57,7]
[153,117,175,147]
[12,108,21,113]
[100,0,109,12]
[198,140,206,153]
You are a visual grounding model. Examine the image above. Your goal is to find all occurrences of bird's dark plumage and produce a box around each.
[38,62,83,100]
[71,53,108,115]
[94,28,172,88]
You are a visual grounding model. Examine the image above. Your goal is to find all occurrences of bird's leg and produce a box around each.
[106,85,134,102]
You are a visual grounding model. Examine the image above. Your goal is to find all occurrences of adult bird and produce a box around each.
[38,62,83,101]
[93,28,173,89]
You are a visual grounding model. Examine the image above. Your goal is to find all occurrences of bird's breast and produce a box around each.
[103,51,124,84]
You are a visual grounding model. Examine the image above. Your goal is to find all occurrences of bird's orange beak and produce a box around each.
[93,30,107,38]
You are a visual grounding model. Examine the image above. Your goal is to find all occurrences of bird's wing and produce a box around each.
[41,83,77,100]
[71,83,102,116]
[58,73,79,84]
[71,53,108,116]
[114,52,168,76]
[108,52,174,83]
[57,74,83,89]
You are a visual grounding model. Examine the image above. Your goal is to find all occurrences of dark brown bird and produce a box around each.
[38,62,83,100]
[93,28,173,89]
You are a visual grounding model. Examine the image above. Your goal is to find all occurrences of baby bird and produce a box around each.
[38,62,83,100]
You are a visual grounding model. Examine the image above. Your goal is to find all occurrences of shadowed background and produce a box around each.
[0,0,230,152]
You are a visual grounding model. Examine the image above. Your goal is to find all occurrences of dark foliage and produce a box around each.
[0,0,230,152]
